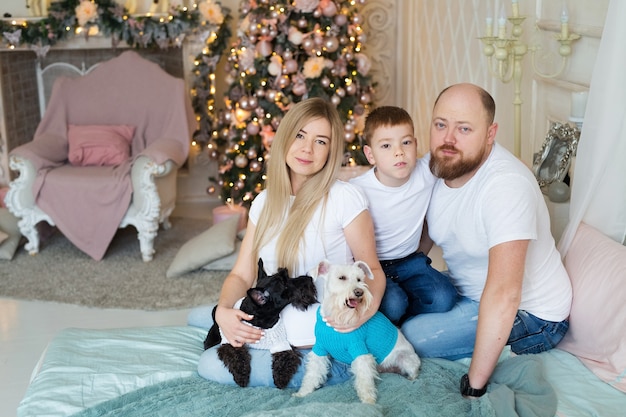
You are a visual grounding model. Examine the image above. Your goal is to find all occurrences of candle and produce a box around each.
[571,91,588,119]
[485,3,494,37]
[560,1,569,39]
[212,204,248,231]
[512,0,520,18]
[498,4,507,39]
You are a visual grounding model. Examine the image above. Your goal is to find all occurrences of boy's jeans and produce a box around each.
[379,252,458,325]
[401,296,569,360]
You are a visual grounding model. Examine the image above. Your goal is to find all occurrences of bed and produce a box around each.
[16,222,626,416]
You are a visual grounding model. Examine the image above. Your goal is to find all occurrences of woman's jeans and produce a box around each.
[400,296,569,360]
[189,304,352,388]
[197,346,352,388]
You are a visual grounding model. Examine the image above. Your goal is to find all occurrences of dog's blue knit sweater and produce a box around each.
[312,307,398,364]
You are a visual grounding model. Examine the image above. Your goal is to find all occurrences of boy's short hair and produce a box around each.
[363,106,414,146]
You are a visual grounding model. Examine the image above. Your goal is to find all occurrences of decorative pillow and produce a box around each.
[166,215,239,278]
[68,124,135,167]
[558,222,626,393]
[202,240,241,271]
[0,208,22,260]
[0,230,8,245]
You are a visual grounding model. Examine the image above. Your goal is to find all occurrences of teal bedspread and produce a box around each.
[71,354,556,417]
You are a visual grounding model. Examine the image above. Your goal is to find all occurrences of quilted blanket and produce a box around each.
[71,355,556,417]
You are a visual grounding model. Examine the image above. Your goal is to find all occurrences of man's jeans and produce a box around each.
[401,296,569,360]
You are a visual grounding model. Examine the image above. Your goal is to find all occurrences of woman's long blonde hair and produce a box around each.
[252,98,345,273]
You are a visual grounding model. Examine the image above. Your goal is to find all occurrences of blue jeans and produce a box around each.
[198,346,352,388]
[189,305,353,388]
[401,296,569,360]
[379,252,458,325]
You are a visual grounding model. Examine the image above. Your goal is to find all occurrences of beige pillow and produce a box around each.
[166,215,239,278]
[0,208,21,260]
[202,240,241,271]
[0,230,8,245]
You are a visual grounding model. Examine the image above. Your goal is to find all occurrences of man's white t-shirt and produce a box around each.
[249,180,368,346]
[350,156,436,260]
[426,143,572,322]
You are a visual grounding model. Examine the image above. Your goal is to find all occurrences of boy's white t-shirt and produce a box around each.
[426,143,572,322]
[248,180,368,347]
[350,156,436,260]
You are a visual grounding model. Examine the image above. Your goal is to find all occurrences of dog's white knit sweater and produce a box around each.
[219,298,292,354]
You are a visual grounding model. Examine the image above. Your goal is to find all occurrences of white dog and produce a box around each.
[294,260,421,404]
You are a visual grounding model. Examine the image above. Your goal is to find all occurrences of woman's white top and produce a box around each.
[248,180,368,346]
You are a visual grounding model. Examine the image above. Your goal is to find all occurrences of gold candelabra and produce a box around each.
[479,1,580,157]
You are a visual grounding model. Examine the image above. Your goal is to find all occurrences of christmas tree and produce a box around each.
[207,0,374,207]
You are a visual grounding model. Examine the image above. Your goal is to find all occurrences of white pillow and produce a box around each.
[166,215,239,278]
[0,208,21,260]
[558,222,626,393]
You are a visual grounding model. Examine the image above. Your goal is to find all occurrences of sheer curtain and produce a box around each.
[557,0,626,254]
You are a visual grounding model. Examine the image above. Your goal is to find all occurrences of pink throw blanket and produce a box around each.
[11,51,194,260]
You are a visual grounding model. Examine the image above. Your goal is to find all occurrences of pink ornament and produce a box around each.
[292,81,307,96]
[278,75,291,89]
[247,122,260,135]
[284,59,298,73]
[334,13,347,26]
[247,148,258,159]
[250,161,261,172]
[322,2,337,17]
[256,40,273,57]
[324,37,339,52]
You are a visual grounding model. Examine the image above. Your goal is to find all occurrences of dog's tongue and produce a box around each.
[347,298,359,308]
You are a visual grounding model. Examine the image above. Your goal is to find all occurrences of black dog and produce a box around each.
[204,258,317,388]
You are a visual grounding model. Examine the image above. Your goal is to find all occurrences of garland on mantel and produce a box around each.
[1,0,232,149]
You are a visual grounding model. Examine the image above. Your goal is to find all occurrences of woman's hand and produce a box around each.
[214,305,264,347]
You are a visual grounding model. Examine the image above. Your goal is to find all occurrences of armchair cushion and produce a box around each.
[68,124,135,167]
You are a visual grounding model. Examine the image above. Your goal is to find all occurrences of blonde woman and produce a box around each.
[195,98,385,387]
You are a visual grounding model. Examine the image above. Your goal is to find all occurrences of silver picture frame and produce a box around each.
[533,121,580,190]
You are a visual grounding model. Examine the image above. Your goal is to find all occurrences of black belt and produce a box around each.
[380,251,422,268]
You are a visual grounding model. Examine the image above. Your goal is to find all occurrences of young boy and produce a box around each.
[350,106,457,325]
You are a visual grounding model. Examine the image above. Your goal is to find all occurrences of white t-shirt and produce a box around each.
[426,143,572,322]
[350,156,436,260]
[249,180,368,346]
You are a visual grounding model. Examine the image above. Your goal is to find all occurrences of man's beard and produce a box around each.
[429,145,485,181]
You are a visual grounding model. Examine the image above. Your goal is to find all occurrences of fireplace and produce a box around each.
[0,37,203,191]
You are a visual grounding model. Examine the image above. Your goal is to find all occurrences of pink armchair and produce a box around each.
[5,51,194,261]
